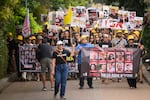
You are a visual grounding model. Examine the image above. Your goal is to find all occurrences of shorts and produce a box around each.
[140,57,143,66]
[40,58,52,73]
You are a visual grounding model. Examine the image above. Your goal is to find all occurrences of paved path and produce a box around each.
[0,79,150,100]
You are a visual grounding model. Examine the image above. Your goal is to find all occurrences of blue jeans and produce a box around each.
[54,64,68,97]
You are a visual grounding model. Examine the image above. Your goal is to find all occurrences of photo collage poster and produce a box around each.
[88,48,134,78]
[71,6,87,28]
[19,45,41,72]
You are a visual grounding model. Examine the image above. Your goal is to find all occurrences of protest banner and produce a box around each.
[71,6,86,27]
[118,10,129,23]
[19,45,78,73]
[72,6,86,17]
[101,19,127,30]
[19,45,41,72]
[86,8,98,27]
[71,16,86,28]
[66,56,78,73]
[55,11,64,26]
[103,5,110,19]
[133,17,143,30]
[63,5,143,30]
[109,6,119,19]
[80,47,141,78]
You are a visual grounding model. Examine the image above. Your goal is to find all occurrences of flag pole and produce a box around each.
[26,0,28,10]
[22,0,31,37]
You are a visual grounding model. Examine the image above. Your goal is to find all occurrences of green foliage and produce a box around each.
[48,0,89,10]
[29,13,42,34]
[143,26,150,51]
[0,31,8,79]
[71,0,89,7]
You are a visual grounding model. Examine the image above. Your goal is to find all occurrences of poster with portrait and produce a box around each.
[98,61,107,73]
[72,6,86,17]
[116,62,124,73]
[55,11,64,26]
[103,5,110,19]
[89,49,99,60]
[125,51,133,62]
[133,17,143,30]
[49,25,58,33]
[107,62,116,73]
[116,52,125,61]
[68,62,78,73]
[19,45,41,72]
[67,56,78,73]
[71,6,87,27]
[109,6,119,19]
[86,8,98,27]
[118,10,129,23]
[129,11,136,21]
[99,52,107,61]
[124,63,133,73]
[89,63,100,77]
[128,11,136,30]
[124,51,133,74]
[107,52,116,61]
[71,16,86,27]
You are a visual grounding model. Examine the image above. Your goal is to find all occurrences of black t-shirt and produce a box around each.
[52,49,71,65]
[61,38,71,46]
[37,43,53,60]
[125,42,143,57]
[133,40,143,46]
[125,44,138,48]
[99,42,112,48]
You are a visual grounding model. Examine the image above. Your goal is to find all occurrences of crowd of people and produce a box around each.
[7,26,145,99]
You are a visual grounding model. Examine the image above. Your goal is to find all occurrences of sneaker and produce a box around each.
[51,87,54,91]
[139,80,143,84]
[53,94,57,99]
[37,78,40,82]
[130,86,136,89]
[117,79,122,82]
[60,96,66,100]
[130,86,133,89]
[89,86,94,89]
[79,86,83,89]
[42,87,47,91]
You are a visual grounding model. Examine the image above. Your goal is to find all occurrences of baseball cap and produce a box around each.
[37,35,43,40]
[56,40,63,45]
[80,35,88,40]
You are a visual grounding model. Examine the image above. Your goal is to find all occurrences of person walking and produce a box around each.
[15,35,24,80]
[99,34,112,83]
[75,35,94,89]
[111,30,127,48]
[36,38,54,91]
[132,30,144,83]
[52,40,75,99]
[126,35,144,88]
[111,30,127,82]
[7,32,17,74]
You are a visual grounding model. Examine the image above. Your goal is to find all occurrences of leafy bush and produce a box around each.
[0,31,8,79]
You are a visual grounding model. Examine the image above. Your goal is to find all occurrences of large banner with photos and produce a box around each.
[19,45,41,72]
[80,47,141,78]
[19,45,78,73]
